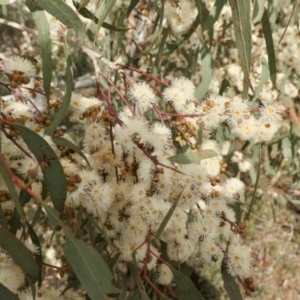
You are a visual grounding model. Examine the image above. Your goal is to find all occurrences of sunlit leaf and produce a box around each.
[0,228,39,280]
[261,9,276,88]
[45,56,73,136]
[202,0,226,41]
[195,39,213,101]
[36,0,86,43]
[252,0,266,23]
[26,0,52,103]
[95,0,117,36]
[229,0,251,98]
[169,149,217,164]
[0,0,15,4]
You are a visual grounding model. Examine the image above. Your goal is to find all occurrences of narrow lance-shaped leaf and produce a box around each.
[195,38,213,101]
[168,149,217,165]
[72,2,130,31]
[171,267,205,300]
[155,188,184,239]
[221,259,243,300]
[252,0,266,23]
[261,9,276,88]
[0,282,20,300]
[229,0,251,98]
[0,202,8,229]
[52,137,91,168]
[45,55,73,136]
[0,157,25,225]
[253,57,269,102]
[27,222,43,287]
[0,0,16,5]
[26,0,52,103]
[94,0,117,36]
[202,0,226,41]
[13,124,67,214]
[127,0,139,17]
[43,205,120,300]
[0,228,39,280]
[36,0,86,43]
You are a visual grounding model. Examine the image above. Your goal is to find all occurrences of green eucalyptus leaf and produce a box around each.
[0,282,20,300]
[27,222,43,287]
[202,0,226,41]
[26,0,52,103]
[155,188,184,239]
[73,2,130,31]
[0,203,8,229]
[195,39,213,101]
[95,0,117,36]
[221,259,243,300]
[45,56,73,136]
[0,0,16,4]
[127,0,139,17]
[102,22,131,32]
[261,9,276,88]
[172,267,205,300]
[43,205,120,300]
[252,0,266,23]
[0,159,24,225]
[253,57,269,102]
[219,79,231,95]
[36,0,86,43]
[19,188,32,207]
[52,136,91,168]
[169,150,217,164]
[229,0,251,98]
[0,228,39,280]
[13,125,67,214]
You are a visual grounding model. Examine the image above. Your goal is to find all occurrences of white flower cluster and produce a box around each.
[197,94,285,143]
[164,0,198,33]
[1,57,281,292]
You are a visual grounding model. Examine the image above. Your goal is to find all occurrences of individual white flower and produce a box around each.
[255,120,280,142]
[200,238,224,263]
[129,82,156,112]
[165,0,197,34]
[226,244,252,278]
[163,86,189,108]
[224,178,245,196]
[157,263,174,285]
[151,123,172,148]
[0,263,25,293]
[171,77,195,101]
[231,116,258,141]
[238,160,251,172]
[227,97,251,125]
[259,102,285,123]
[3,56,36,77]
